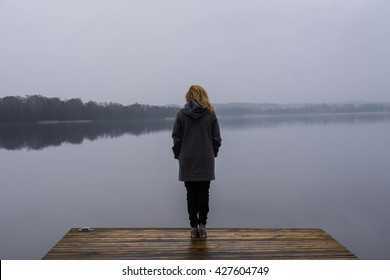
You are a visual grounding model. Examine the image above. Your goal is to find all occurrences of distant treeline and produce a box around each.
[215,102,390,116]
[0,95,178,124]
[1,95,390,124]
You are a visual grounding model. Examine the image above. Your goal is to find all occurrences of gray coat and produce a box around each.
[172,101,222,181]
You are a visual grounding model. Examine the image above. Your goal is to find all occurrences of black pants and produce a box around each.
[185,181,210,228]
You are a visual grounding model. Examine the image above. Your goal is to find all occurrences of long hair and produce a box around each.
[185,85,215,112]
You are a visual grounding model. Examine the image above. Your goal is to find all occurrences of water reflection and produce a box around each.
[1,113,390,150]
[0,119,173,150]
[218,113,390,129]
[1,112,390,260]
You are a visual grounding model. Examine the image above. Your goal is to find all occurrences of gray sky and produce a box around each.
[1,0,389,106]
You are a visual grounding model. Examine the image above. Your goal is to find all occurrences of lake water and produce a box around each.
[1,113,390,260]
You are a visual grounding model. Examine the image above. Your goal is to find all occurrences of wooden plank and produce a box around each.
[43,228,357,260]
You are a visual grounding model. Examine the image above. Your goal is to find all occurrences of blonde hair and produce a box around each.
[185,85,215,112]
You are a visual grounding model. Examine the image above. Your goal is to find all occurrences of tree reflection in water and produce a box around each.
[0,119,174,150]
[1,113,390,150]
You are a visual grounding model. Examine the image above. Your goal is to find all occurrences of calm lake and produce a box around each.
[1,113,390,259]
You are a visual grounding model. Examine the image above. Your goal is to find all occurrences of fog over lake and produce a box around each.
[1,113,390,259]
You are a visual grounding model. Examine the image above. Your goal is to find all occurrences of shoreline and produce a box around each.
[37,120,93,125]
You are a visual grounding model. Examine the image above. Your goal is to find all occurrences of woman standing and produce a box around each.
[172,85,222,238]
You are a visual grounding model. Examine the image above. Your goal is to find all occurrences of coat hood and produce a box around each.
[181,100,208,119]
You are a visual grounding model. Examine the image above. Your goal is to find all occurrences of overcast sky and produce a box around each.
[1,0,389,106]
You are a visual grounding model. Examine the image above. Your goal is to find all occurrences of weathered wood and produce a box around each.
[43,228,357,260]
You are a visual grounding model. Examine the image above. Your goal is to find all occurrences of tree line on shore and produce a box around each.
[0,95,178,124]
[1,95,390,124]
[215,102,390,116]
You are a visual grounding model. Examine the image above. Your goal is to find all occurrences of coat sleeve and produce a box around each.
[171,112,182,159]
[212,113,222,157]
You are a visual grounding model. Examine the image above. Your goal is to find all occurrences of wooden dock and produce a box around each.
[43,228,357,260]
